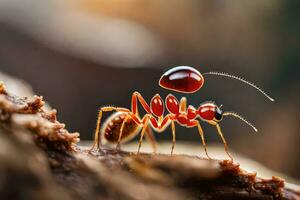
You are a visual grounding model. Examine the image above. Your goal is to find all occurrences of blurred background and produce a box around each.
[0,0,299,180]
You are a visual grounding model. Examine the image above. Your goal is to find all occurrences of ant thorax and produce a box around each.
[198,102,218,121]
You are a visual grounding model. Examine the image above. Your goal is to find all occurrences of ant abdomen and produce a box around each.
[102,112,140,144]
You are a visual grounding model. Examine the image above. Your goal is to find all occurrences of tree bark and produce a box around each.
[0,81,299,200]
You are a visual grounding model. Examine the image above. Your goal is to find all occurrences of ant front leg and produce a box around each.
[90,106,130,151]
[215,123,233,161]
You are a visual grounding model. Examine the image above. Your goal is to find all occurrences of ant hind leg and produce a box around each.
[145,126,157,154]
[116,114,131,151]
[90,109,103,151]
[90,106,130,152]
[137,115,151,154]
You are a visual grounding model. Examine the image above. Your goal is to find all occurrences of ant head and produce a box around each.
[198,103,257,132]
[197,102,223,124]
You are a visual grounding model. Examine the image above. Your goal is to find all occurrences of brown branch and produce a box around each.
[0,82,299,200]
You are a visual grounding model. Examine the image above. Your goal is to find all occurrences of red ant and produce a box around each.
[90,66,273,160]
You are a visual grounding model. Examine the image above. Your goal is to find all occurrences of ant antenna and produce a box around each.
[223,111,258,132]
[202,71,274,102]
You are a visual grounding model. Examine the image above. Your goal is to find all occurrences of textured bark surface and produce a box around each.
[0,82,299,200]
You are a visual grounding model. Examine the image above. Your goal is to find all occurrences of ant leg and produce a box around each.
[156,114,174,154]
[90,106,130,151]
[159,114,172,130]
[215,124,233,161]
[145,126,157,154]
[90,109,103,151]
[195,121,211,159]
[137,115,151,154]
[152,114,174,154]
[116,114,131,151]
[131,91,151,115]
[179,97,187,112]
[187,120,211,159]
[171,121,176,155]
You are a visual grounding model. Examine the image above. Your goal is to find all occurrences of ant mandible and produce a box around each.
[90,66,274,160]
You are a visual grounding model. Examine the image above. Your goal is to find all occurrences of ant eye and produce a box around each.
[215,108,223,121]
